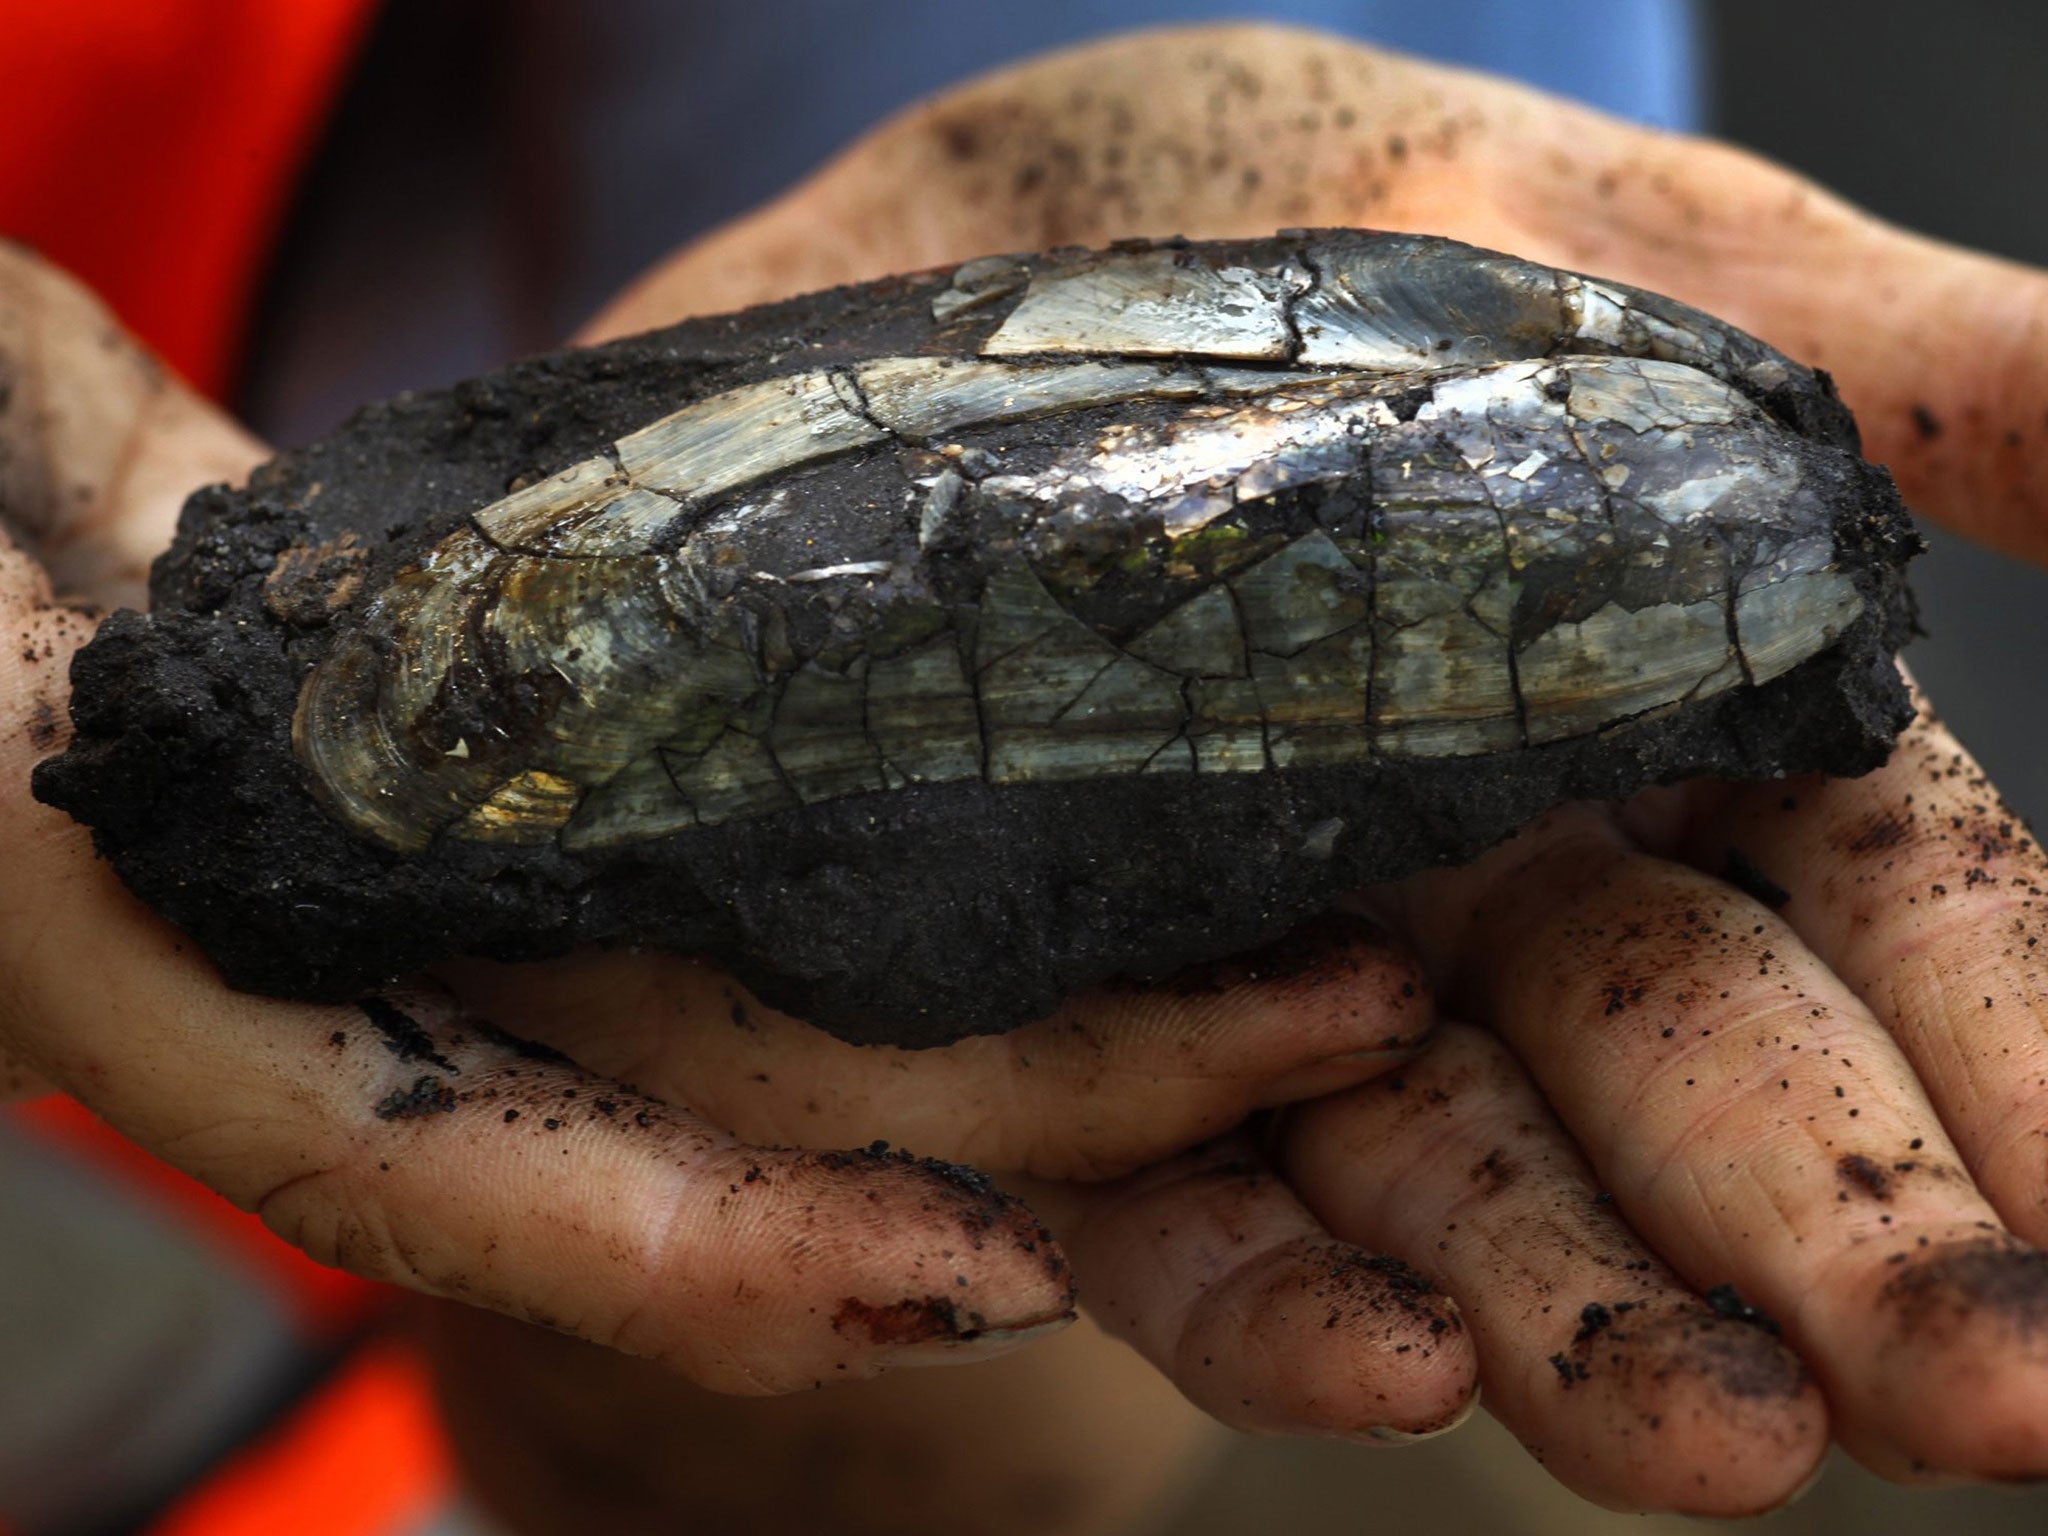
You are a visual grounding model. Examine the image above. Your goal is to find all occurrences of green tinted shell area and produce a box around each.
[33,233,1919,1046]
[292,356,1867,862]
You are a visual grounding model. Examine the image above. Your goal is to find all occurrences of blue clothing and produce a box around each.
[245,1,1701,446]
[570,1,1702,325]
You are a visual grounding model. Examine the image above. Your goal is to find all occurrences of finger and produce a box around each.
[0,242,264,609]
[6,964,1077,1394]
[1033,1136,1477,1441]
[0,527,77,1106]
[1,615,1073,1394]
[440,912,1432,1182]
[1399,809,2048,1480]
[0,244,270,1110]
[1683,695,2048,1249]
[1286,1024,1824,1515]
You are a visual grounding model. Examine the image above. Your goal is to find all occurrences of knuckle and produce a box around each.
[251,1155,394,1277]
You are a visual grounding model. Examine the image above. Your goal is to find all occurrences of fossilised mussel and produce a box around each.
[35,231,1919,1047]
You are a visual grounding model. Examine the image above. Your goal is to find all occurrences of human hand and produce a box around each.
[17,22,2048,1518]
[0,243,1437,1398]
[546,24,2048,1512]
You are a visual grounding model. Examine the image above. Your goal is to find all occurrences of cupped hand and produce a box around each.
[1278,697,2048,1505]
[0,248,1428,1397]
[545,23,2048,1513]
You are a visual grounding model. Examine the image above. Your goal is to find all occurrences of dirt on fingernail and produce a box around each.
[1304,1246,1462,1347]
[831,1296,977,1346]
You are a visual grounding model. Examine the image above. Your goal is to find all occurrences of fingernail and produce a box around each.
[883,1313,1076,1368]
[1257,1047,1419,1107]
[1354,1388,1481,1445]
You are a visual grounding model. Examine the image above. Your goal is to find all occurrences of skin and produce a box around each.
[8,21,2048,1529]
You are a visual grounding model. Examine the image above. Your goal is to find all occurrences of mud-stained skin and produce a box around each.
[262,987,1080,1392]
[1675,697,2048,1255]
[0,241,264,610]
[1113,909,1424,1042]
[1282,1022,1828,1512]
[1784,703,2048,949]
[830,1296,978,1347]
[1877,1235,2048,1348]
[374,1074,460,1120]
[36,232,1917,1045]
[1307,1246,1462,1338]
[1061,1136,1478,1442]
[1222,1239,1473,1442]
[1552,1298,1806,1402]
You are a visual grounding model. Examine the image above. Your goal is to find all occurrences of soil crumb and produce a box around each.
[360,996,457,1073]
[1704,1282,1784,1336]
[1724,848,1791,909]
[375,1074,458,1120]
[1837,1152,1893,1201]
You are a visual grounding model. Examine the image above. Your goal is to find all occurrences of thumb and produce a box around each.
[0,241,265,610]
[439,913,1434,1183]
[0,243,264,1103]
[1466,104,2048,567]
[0,587,1076,1390]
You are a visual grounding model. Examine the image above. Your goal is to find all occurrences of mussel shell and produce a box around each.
[35,232,1917,1046]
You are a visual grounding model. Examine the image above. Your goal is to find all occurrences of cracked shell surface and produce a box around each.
[35,232,1919,1046]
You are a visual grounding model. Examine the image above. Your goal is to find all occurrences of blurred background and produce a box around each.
[1710,0,2048,846]
[6,2,2048,1532]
